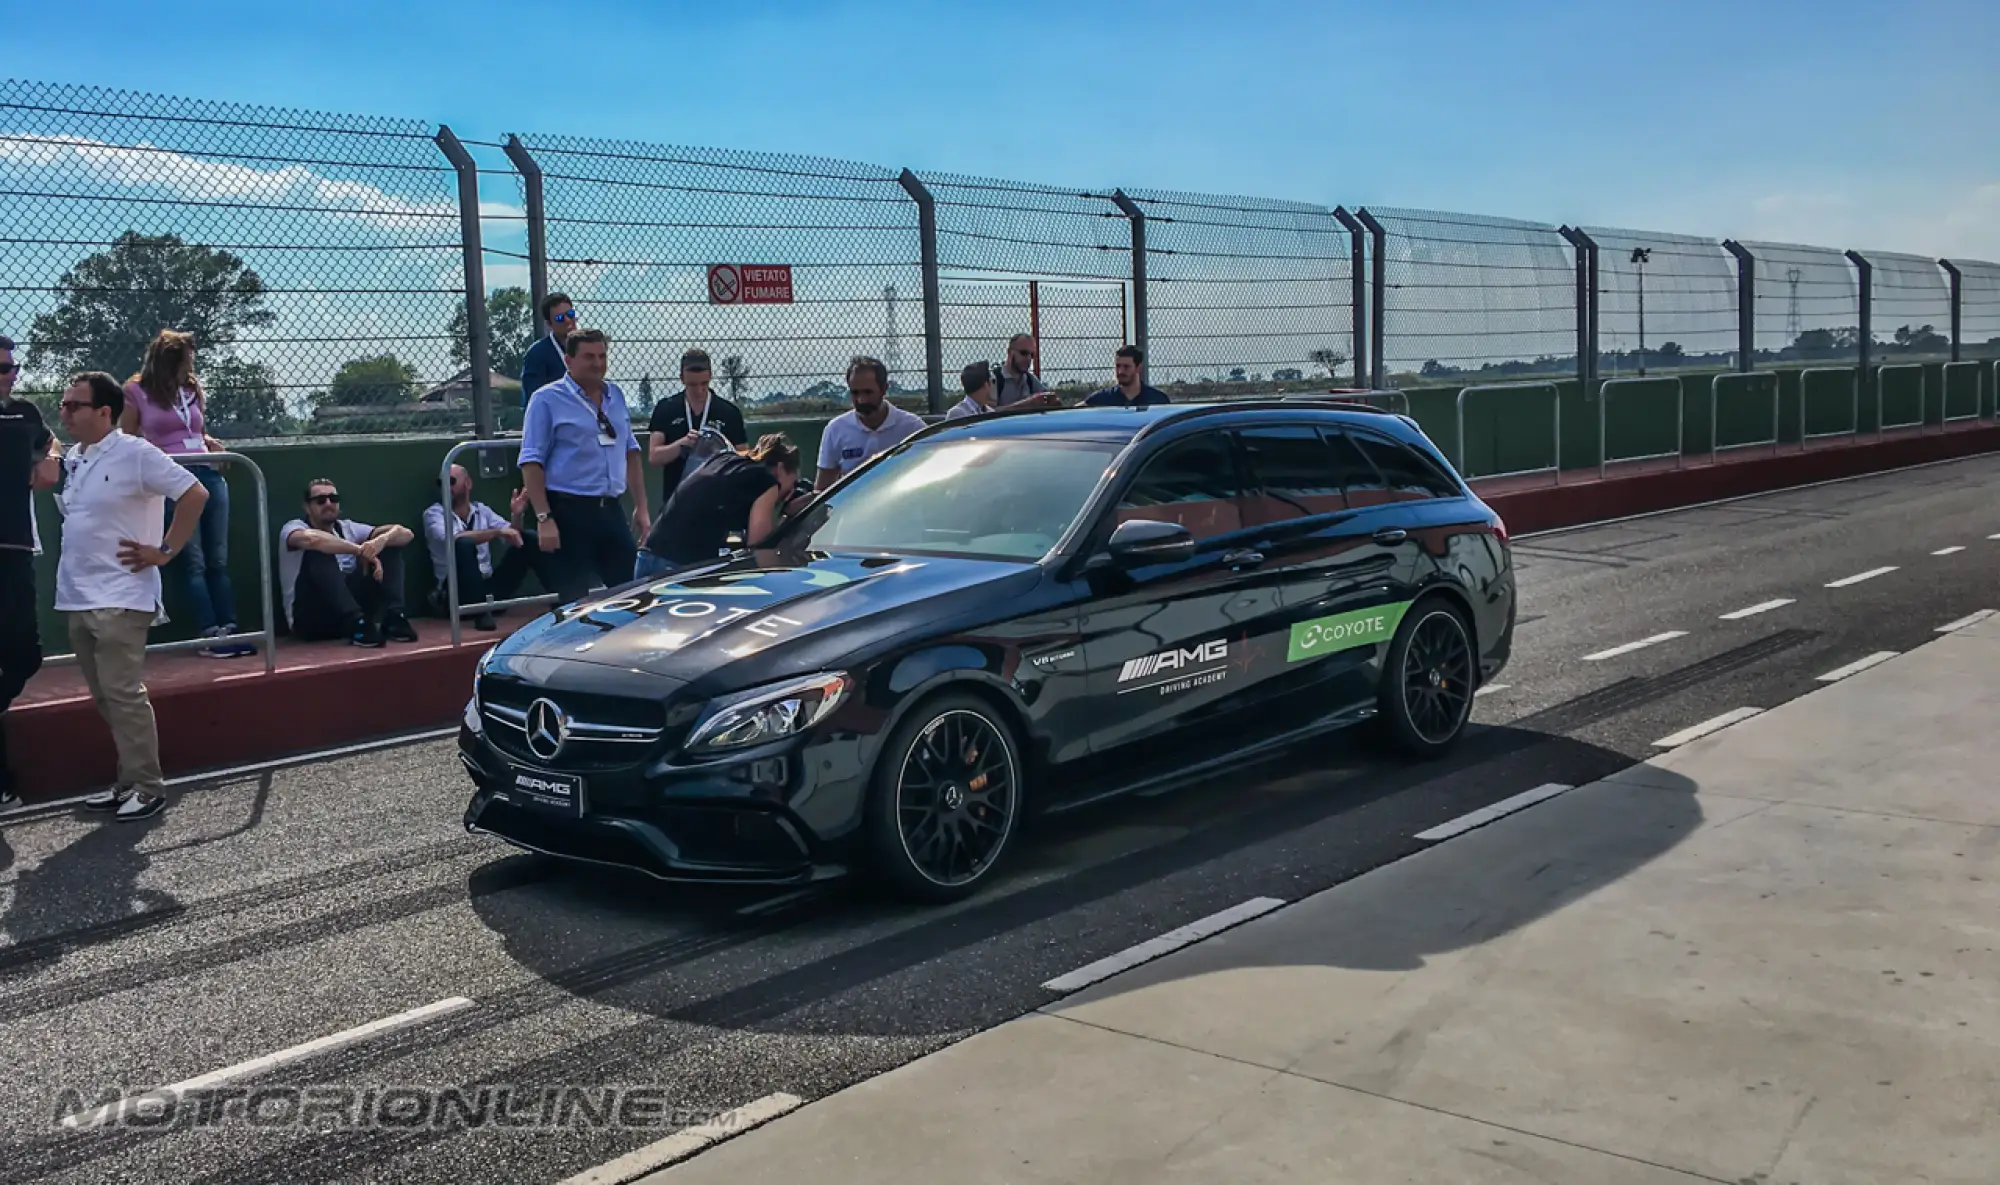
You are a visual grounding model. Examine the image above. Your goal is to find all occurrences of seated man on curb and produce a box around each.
[423,465,548,631]
[279,478,418,648]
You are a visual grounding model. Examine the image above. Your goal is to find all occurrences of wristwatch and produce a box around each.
[535,511,551,524]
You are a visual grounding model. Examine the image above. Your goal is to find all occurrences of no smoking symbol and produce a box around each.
[709,264,740,303]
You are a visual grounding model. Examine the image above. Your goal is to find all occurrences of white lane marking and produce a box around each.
[1937,609,1997,633]
[1989,533,2000,540]
[557,1091,804,1184]
[1719,598,1794,620]
[1415,783,1573,842]
[1817,651,1900,682]
[1933,546,1966,556]
[1582,631,1687,661]
[163,728,461,787]
[1825,566,1898,588]
[1041,897,1287,994]
[1473,683,1509,697]
[1652,707,1764,749]
[61,997,475,1130]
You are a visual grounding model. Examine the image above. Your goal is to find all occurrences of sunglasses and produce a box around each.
[58,399,96,412]
[309,493,341,504]
[0,362,19,375]
[551,310,578,324]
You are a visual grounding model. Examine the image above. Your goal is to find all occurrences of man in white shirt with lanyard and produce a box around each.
[815,356,927,487]
[54,372,209,822]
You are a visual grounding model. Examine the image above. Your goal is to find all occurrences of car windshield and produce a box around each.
[783,436,1122,561]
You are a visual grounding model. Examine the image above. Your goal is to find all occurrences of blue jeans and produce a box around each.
[167,465,237,634]
[632,550,672,581]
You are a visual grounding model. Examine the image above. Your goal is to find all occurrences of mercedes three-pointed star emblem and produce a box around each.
[525,698,569,762]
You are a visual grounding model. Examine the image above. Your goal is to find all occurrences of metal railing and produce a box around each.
[439,439,561,647]
[1939,361,1984,425]
[1456,382,1561,483]
[1874,363,1928,436]
[43,452,276,675]
[1798,367,1861,444]
[1710,371,1780,462]
[1597,377,1683,480]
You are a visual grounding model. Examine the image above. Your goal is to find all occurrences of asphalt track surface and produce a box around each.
[1,452,1997,1184]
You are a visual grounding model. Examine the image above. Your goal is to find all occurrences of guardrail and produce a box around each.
[438,439,563,647]
[1798,367,1860,445]
[1456,382,1561,483]
[1875,363,1928,437]
[1598,377,1683,480]
[1940,360,1985,425]
[43,452,277,675]
[1710,371,1780,463]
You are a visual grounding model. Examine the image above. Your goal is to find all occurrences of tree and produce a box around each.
[1308,348,1348,378]
[718,355,751,398]
[448,286,534,378]
[1891,324,1949,355]
[321,354,417,407]
[28,232,277,383]
[202,356,291,436]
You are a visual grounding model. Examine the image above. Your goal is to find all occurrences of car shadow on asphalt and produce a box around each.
[461,725,1691,1038]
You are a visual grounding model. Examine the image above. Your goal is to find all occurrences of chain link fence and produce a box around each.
[0,78,480,439]
[5,76,1997,441]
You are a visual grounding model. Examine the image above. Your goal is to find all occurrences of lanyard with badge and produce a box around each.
[173,387,203,451]
[575,381,618,447]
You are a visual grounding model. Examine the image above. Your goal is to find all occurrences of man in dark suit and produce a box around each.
[520,291,577,409]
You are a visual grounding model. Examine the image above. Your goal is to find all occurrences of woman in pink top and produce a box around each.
[122,330,252,657]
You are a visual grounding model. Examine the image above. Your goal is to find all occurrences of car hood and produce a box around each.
[489,550,1038,681]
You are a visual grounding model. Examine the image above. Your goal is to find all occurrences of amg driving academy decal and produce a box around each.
[1118,638,1229,696]
[1286,600,1413,663]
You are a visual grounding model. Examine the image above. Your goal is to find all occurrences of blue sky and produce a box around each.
[8,0,1997,261]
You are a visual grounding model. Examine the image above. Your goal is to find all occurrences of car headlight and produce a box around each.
[684,672,851,754]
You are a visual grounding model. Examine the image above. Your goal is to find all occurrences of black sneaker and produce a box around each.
[351,621,385,648]
[472,613,496,631]
[0,789,20,812]
[383,613,419,643]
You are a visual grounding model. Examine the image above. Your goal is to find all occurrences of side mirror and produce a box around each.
[1103,518,1195,567]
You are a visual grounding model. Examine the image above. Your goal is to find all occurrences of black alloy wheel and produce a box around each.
[866,695,1022,902]
[1377,599,1476,758]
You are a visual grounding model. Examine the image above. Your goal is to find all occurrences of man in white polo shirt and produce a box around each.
[815,355,926,487]
[54,372,209,822]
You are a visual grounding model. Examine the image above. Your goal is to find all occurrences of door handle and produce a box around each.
[1372,528,1408,545]
[1222,548,1266,569]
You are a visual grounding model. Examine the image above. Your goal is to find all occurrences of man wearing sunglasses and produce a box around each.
[517,328,650,605]
[520,292,578,410]
[279,479,418,648]
[0,335,61,810]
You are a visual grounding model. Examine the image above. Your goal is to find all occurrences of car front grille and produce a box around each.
[478,676,679,771]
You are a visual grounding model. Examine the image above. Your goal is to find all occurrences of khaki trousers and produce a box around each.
[67,608,164,794]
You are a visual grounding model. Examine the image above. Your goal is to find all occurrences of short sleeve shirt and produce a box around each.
[944,396,989,421]
[646,391,748,501]
[816,406,927,475]
[0,399,53,552]
[279,517,378,625]
[54,431,200,613]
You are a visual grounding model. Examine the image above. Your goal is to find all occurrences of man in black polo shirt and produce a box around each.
[646,348,748,505]
[1084,345,1171,407]
[0,334,61,808]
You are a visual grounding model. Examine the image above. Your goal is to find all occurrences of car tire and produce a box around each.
[1374,596,1477,760]
[862,692,1025,904]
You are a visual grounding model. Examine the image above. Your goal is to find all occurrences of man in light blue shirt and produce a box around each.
[518,328,651,604]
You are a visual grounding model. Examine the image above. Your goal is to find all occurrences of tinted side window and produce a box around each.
[1327,429,1393,507]
[1348,431,1460,501]
[1238,426,1349,524]
[1116,432,1244,541]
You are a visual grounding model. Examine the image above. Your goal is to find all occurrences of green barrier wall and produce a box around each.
[24,361,1990,654]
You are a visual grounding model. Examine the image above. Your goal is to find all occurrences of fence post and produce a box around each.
[503,136,550,339]
[1939,259,1962,363]
[1845,250,1873,420]
[1333,207,1369,387]
[895,170,945,414]
[435,125,494,439]
[1355,208,1388,391]
[1559,227,1595,391]
[1109,191,1149,380]
[1722,240,1756,372]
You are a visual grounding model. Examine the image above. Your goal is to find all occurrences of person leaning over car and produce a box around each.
[634,433,805,580]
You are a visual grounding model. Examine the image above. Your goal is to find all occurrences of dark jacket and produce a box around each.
[520,335,567,409]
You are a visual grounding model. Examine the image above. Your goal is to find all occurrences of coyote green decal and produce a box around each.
[1287,601,1412,663]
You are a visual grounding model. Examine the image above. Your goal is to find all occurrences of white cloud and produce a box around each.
[0,133,523,232]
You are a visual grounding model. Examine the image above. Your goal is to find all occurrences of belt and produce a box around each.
[546,491,623,508]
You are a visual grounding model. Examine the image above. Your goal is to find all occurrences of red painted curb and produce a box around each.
[6,424,1996,805]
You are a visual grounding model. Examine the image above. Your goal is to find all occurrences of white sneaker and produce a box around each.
[83,786,133,812]
[116,791,165,822]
